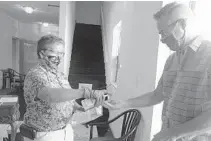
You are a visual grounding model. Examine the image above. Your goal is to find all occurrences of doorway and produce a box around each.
[69,22,109,137]
[19,39,38,75]
[69,23,106,89]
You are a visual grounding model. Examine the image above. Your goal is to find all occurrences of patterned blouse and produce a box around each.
[23,60,74,131]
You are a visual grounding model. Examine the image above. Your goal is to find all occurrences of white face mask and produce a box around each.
[172,22,185,43]
[162,22,186,51]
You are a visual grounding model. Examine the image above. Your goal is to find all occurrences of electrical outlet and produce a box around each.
[78,83,93,90]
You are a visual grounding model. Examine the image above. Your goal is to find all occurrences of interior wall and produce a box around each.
[75,1,101,25]
[0,10,59,73]
[17,22,59,41]
[101,1,124,87]
[0,12,14,70]
[59,1,76,76]
[102,1,162,141]
[12,38,20,72]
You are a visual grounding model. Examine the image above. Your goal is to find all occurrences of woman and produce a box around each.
[23,35,106,141]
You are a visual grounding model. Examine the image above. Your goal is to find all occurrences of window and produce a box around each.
[111,20,122,84]
[193,1,211,41]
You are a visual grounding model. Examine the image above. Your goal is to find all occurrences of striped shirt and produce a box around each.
[156,37,211,141]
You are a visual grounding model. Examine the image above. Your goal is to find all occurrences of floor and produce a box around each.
[0,90,113,141]
[0,124,10,141]
[0,124,113,141]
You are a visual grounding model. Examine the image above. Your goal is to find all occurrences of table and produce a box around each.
[0,95,20,141]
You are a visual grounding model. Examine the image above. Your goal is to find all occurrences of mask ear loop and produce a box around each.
[172,21,186,50]
[40,51,53,63]
[179,30,186,48]
[172,22,181,40]
[39,50,48,60]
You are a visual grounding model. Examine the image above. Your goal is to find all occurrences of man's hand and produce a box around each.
[152,128,178,141]
[103,100,126,110]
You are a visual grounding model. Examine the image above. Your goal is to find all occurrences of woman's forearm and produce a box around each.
[38,87,84,103]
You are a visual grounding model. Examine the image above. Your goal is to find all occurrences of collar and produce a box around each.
[188,36,203,52]
[176,36,202,55]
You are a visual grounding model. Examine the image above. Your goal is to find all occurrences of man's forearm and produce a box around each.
[38,88,84,103]
[122,91,164,108]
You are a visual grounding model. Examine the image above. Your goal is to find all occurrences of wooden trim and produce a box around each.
[101,5,110,87]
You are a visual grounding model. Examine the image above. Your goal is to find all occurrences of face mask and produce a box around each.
[41,52,61,69]
[162,22,185,51]
[162,34,179,51]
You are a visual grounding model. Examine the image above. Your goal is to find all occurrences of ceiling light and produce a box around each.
[24,6,34,14]
[43,22,49,27]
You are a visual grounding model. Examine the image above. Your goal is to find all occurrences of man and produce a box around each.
[104,2,211,141]
[23,35,106,141]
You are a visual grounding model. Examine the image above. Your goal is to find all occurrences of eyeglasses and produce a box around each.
[43,49,65,57]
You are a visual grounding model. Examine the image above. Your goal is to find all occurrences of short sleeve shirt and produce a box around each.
[24,60,74,131]
[156,37,211,141]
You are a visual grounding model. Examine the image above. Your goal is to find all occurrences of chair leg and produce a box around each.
[90,125,94,140]
[96,107,109,137]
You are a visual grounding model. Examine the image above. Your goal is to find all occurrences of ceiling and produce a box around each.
[0,1,60,25]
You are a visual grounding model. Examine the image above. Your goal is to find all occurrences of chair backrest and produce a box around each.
[121,109,141,141]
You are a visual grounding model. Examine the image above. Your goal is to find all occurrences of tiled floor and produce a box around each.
[0,124,10,141]
[73,124,113,141]
[0,124,112,141]
[73,124,93,141]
